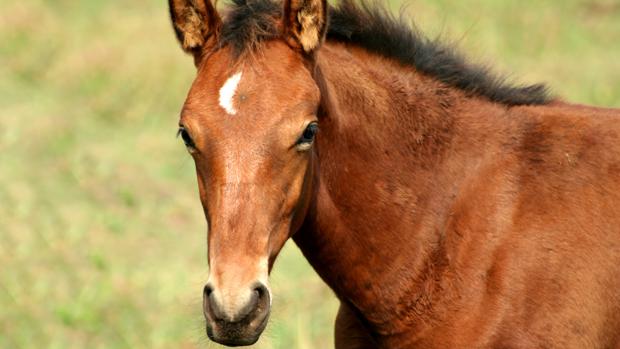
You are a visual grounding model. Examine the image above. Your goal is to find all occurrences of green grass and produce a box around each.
[1,0,618,348]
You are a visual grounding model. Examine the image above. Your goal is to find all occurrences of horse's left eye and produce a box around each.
[177,126,195,149]
[297,122,319,146]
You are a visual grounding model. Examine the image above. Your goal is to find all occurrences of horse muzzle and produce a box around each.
[203,281,271,346]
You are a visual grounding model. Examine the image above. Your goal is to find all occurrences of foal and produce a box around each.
[168,0,620,347]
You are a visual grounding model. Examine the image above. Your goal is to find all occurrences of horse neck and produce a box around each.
[293,42,510,335]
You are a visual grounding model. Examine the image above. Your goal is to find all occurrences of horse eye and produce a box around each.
[177,126,195,149]
[299,123,319,144]
[295,122,318,152]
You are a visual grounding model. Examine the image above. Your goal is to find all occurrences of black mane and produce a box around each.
[220,0,551,106]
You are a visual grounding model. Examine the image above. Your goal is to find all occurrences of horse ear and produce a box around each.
[282,0,328,54]
[169,0,221,60]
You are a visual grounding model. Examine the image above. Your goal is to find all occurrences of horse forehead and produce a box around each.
[185,45,318,124]
[218,71,243,116]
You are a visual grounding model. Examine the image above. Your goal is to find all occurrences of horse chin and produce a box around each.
[206,310,270,347]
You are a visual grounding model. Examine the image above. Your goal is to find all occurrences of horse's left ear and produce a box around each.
[282,0,328,54]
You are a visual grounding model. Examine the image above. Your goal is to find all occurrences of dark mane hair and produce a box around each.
[219,0,551,106]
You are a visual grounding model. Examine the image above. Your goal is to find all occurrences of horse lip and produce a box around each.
[206,309,271,346]
[209,334,260,347]
[253,308,270,331]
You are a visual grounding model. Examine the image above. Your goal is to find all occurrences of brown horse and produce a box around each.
[167,0,620,347]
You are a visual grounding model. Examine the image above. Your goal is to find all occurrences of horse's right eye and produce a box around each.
[177,126,195,150]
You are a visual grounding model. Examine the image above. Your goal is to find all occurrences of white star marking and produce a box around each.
[219,71,243,115]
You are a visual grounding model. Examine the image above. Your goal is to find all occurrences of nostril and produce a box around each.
[204,283,214,297]
[252,282,270,308]
[253,283,267,298]
[203,282,271,324]
[203,283,224,321]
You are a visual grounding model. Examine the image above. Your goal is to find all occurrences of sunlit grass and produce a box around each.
[1,0,618,348]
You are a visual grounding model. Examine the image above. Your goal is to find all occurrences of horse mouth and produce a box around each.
[206,308,270,346]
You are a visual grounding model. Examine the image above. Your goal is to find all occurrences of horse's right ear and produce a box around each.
[169,0,221,63]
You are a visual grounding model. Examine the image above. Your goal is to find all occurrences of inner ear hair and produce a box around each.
[169,0,222,56]
[283,0,328,53]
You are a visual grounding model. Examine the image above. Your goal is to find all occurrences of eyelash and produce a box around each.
[177,126,195,149]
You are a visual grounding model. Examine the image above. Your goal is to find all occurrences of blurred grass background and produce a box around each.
[0,0,618,348]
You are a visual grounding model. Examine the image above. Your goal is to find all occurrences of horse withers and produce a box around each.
[167,0,620,347]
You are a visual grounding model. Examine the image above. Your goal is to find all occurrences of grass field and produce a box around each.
[1,0,619,348]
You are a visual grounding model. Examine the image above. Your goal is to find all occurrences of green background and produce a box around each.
[1,0,619,348]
